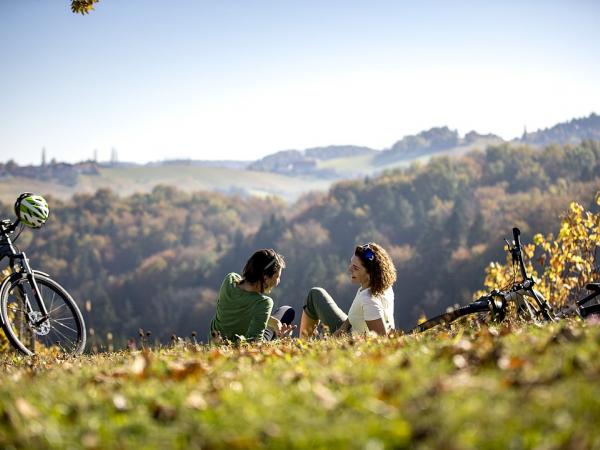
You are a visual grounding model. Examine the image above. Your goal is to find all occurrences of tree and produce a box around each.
[71,0,99,15]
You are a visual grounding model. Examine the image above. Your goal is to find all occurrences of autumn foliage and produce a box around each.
[481,194,600,308]
[71,0,99,15]
[0,142,598,345]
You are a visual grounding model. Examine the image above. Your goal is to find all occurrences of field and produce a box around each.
[315,136,504,178]
[0,135,507,205]
[1,319,599,449]
[0,165,332,204]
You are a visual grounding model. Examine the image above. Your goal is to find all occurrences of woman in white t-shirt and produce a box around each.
[299,242,397,337]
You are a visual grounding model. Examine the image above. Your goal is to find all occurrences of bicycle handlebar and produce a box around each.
[0,219,19,235]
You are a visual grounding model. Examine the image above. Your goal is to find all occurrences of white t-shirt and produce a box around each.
[347,286,395,334]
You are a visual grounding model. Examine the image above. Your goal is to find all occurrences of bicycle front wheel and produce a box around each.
[0,273,86,355]
[411,300,491,333]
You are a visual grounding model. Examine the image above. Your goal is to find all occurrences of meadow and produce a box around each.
[0,164,332,204]
[1,319,599,449]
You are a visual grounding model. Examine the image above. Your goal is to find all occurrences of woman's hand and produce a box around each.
[268,316,297,338]
[277,323,297,338]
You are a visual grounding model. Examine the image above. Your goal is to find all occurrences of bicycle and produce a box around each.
[571,283,600,318]
[0,194,86,355]
[412,227,556,333]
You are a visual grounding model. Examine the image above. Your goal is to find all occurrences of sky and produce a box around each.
[1,0,599,165]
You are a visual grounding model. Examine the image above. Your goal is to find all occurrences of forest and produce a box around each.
[1,141,599,349]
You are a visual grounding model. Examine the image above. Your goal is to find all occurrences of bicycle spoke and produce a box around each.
[48,289,56,315]
[49,326,76,347]
[47,303,67,316]
[2,276,85,355]
[52,316,77,323]
[50,319,78,334]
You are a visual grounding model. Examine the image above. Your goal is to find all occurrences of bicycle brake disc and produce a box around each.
[27,311,51,336]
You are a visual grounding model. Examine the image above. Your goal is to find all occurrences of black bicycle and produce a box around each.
[0,202,86,355]
[572,283,600,318]
[412,228,556,333]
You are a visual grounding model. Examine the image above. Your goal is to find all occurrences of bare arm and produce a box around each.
[365,318,387,336]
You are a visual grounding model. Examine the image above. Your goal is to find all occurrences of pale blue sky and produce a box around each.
[1,0,599,164]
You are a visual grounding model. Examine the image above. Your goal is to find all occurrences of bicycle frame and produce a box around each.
[0,220,51,327]
[509,228,555,322]
[576,283,600,317]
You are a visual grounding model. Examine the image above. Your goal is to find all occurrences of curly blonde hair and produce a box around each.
[354,242,397,297]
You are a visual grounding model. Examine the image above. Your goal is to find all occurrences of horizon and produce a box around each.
[1,112,598,167]
[1,0,599,165]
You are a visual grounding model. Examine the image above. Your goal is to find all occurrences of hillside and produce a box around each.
[249,113,599,177]
[1,113,597,202]
[521,113,600,147]
[1,141,598,347]
[247,146,377,177]
[0,164,331,203]
[247,132,504,178]
[1,321,599,449]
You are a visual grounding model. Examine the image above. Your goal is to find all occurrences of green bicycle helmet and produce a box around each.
[14,193,50,228]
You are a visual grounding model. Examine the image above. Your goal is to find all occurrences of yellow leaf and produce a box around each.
[312,383,338,410]
[185,391,208,410]
[15,398,38,419]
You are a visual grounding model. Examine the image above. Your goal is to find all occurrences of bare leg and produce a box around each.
[299,311,318,338]
[301,287,347,338]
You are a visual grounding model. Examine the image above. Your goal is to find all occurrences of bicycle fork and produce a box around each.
[529,288,556,322]
[520,279,556,322]
[11,253,50,327]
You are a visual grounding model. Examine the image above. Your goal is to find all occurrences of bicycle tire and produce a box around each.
[0,272,86,355]
[412,300,491,333]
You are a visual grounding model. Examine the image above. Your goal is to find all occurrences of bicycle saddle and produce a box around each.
[586,283,600,293]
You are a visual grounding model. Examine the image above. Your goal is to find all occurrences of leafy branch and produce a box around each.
[71,0,100,15]
[480,193,600,308]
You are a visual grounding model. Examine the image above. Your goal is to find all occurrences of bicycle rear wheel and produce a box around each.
[0,273,86,355]
[412,300,491,333]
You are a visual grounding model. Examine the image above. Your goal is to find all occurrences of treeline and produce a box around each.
[0,187,285,347]
[249,141,600,334]
[1,141,599,348]
[522,113,600,147]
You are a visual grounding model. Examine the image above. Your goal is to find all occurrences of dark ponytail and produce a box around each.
[242,249,286,292]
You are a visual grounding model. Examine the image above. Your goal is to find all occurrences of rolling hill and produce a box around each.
[1,113,597,203]
[0,164,331,203]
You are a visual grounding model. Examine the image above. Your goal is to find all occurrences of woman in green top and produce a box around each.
[210,249,295,342]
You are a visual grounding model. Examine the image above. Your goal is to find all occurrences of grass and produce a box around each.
[317,154,377,173]
[1,319,600,449]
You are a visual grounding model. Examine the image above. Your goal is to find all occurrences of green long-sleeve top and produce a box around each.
[209,273,274,342]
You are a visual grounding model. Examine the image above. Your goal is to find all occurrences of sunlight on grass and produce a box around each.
[1,320,600,448]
